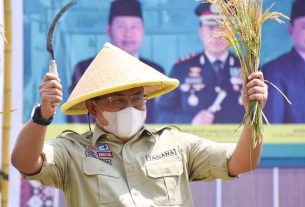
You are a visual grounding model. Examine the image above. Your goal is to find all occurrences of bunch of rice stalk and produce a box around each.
[203,0,288,148]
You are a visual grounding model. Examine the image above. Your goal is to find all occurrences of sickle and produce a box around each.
[46,1,76,106]
[47,1,77,61]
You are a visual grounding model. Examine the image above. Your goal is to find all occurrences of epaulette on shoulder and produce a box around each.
[176,53,198,64]
[154,125,180,136]
[57,130,79,139]
[57,130,92,139]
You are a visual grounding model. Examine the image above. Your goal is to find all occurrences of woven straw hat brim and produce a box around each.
[61,42,179,115]
[61,80,178,115]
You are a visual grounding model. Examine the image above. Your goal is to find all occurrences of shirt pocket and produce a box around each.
[145,158,184,206]
[83,157,122,204]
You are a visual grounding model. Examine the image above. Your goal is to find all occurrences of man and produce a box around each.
[262,0,305,123]
[12,43,268,207]
[156,3,244,124]
[68,0,164,123]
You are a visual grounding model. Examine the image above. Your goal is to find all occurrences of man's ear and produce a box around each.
[85,100,98,118]
[86,100,109,126]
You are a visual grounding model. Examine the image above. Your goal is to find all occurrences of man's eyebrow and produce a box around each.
[133,91,144,95]
[109,90,143,96]
[116,92,143,96]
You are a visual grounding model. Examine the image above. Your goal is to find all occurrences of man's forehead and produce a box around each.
[99,87,144,98]
[201,20,220,27]
[111,16,143,24]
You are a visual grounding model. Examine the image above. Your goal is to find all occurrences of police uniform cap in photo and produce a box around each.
[61,42,179,115]
[291,0,305,23]
[195,2,221,25]
[108,0,142,24]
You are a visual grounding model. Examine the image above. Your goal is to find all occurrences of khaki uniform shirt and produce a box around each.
[25,126,236,207]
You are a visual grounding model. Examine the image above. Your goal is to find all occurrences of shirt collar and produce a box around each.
[205,51,229,64]
[91,124,107,146]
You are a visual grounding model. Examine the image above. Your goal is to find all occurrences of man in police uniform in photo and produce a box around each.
[262,0,305,123]
[156,3,244,124]
[68,0,164,124]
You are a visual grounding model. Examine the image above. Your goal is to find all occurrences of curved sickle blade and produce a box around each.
[47,1,77,60]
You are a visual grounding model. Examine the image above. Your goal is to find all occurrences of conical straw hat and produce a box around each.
[61,42,179,115]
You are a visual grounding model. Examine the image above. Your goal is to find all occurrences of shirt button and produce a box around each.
[100,168,104,171]
[165,168,170,173]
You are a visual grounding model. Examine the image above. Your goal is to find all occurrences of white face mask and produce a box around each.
[96,106,146,138]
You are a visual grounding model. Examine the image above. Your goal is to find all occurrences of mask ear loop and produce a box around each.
[87,112,92,133]
[93,100,106,128]
[88,100,100,135]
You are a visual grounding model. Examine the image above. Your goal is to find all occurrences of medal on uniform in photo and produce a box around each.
[180,83,190,92]
[229,66,242,91]
[188,90,199,106]
[233,84,240,91]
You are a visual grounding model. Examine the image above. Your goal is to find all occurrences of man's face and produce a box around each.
[86,87,146,125]
[199,23,227,57]
[290,16,305,53]
[107,16,144,55]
